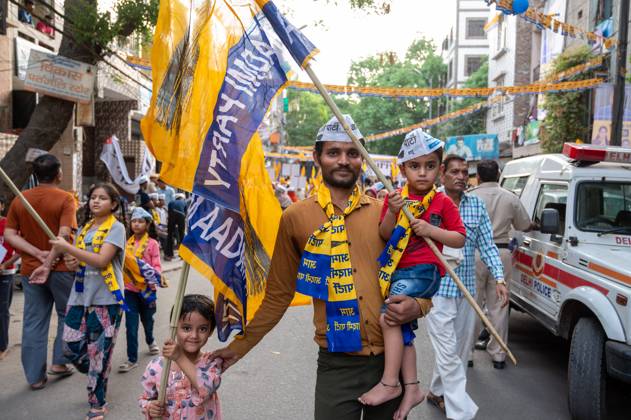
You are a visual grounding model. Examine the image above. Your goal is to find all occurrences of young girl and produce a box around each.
[119,207,162,373]
[50,183,127,420]
[139,294,222,419]
[359,129,466,420]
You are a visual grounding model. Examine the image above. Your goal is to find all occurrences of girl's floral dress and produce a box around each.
[139,354,222,420]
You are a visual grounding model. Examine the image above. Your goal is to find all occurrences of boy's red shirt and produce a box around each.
[380,190,465,276]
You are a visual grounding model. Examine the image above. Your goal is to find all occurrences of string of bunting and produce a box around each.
[287,73,606,99]
[364,77,604,142]
[545,56,605,81]
[488,0,617,49]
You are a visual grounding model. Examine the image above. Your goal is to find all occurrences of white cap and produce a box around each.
[149,193,159,200]
[316,115,363,143]
[158,194,166,200]
[138,175,149,184]
[131,207,152,221]
[397,128,444,164]
[175,193,185,200]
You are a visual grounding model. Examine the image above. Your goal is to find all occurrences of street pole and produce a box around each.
[611,0,629,146]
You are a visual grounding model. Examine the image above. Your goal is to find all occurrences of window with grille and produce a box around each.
[466,18,486,39]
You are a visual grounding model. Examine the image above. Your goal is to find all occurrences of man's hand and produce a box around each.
[35,249,50,264]
[146,400,164,419]
[496,283,509,308]
[387,191,404,214]
[410,219,434,238]
[64,254,80,271]
[162,339,182,362]
[207,347,241,371]
[383,295,421,327]
[29,265,51,285]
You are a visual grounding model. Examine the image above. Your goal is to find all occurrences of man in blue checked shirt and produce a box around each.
[426,155,508,420]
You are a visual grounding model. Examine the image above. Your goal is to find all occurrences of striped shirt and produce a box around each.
[436,191,504,298]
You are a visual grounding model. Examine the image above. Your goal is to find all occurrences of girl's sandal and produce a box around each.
[86,407,107,420]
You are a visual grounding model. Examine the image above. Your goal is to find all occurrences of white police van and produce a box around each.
[500,143,631,420]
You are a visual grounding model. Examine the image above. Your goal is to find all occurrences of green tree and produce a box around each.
[0,0,158,199]
[342,38,447,155]
[540,46,595,153]
[286,90,331,146]
[436,58,488,139]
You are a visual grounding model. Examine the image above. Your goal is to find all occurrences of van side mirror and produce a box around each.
[540,208,560,234]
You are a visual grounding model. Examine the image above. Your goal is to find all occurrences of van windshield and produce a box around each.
[576,182,631,234]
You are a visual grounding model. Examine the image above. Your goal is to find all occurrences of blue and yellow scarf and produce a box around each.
[75,215,128,311]
[296,184,387,352]
[123,234,162,303]
[377,185,436,280]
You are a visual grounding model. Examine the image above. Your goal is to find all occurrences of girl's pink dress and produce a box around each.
[139,354,222,419]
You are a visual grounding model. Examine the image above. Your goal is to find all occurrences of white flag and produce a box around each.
[99,135,155,194]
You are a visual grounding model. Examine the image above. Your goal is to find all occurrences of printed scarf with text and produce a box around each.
[296,184,386,352]
[123,233,162,303]
[75,214,128,311]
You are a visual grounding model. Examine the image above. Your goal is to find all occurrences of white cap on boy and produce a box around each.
[316,114,363,143]
[397,128,444,164]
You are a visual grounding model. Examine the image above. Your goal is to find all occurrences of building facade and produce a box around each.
[441,0,490,89]
[0,0,150,197]
[485,1,544,159]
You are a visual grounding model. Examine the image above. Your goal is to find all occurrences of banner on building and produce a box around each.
[445,134,499,161]
[591,84,631,148]
[99,135,155,194]
[24,50,95,103]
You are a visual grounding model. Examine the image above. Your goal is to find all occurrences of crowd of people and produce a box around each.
[0,113,533,420]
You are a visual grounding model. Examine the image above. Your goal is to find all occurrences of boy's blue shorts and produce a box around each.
[389,263,441,299]
[383,263,441,345]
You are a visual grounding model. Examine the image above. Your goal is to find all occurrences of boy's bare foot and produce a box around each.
[358,381,401,406]
[393,382,426,420]
[0,349,8,360]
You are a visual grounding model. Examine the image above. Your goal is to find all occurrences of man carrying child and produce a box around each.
[210,115,432,420]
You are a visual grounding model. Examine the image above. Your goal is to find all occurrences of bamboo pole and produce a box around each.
[303,64,517,366]
[157,262,191,406]
[0,166,56,239]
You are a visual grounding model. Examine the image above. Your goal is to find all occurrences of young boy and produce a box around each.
[359,128,466,420]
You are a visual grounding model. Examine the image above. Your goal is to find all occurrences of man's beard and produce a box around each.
[322,167,360,189]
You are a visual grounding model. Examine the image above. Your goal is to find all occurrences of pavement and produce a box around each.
[1,265,629,419]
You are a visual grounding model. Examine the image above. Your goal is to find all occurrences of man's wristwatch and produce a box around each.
[496,279,506,285]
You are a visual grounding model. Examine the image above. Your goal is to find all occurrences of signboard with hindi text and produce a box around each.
[24,50,95,103]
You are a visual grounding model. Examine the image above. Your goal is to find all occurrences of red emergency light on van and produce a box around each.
[562,142,631,164]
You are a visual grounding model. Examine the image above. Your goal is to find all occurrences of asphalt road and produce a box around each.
[1,267,629,419]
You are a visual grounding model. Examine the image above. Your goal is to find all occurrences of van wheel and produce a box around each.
[568,317,607,420]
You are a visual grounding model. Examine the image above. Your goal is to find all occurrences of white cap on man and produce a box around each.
[316,115,363,143]
[397,128,444,164]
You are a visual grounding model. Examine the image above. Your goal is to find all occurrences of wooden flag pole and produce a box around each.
[0,166,56,240]
[157,262,191,406]
[303,64,517,366]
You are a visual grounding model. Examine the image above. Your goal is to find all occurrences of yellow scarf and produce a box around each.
[124,233,149,288]
[377,185,436,285]
[75,214,128,310]
[123,233,161,302]
[296,184,384,352]
[150,209,161,225]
